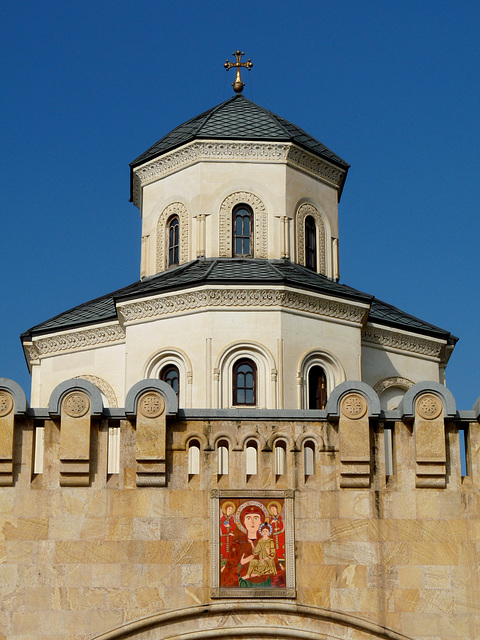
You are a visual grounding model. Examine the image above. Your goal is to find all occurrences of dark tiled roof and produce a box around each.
[130,94,349,172]
[21,259,456,345]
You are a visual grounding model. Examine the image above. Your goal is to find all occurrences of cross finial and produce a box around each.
[224,50,253,93]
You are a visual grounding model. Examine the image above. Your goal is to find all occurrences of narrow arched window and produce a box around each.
[304,441,315,477]
[233,205,253,257]
[160,364,179,396]
[168,215,180,266]
[305,215,316,270]
[275,440,286,476]
[308,366,327,409]
[233,359,256,406]
[246,440,258,476]
[188,439,200,475]
[217,440,229,475]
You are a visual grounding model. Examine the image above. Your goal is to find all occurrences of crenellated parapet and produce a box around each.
[2,377,479,492]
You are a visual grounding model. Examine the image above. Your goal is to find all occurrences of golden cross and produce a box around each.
[224,50,253,93]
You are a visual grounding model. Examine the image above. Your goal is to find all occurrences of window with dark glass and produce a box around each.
[308,366,327,409]
[305,215,316,271]
[160,364,179,396]
[233,359,256,406]
[168,215,180,266]
[233,205,253,257]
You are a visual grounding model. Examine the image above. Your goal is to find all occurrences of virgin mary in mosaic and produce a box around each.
[219,498,286,589]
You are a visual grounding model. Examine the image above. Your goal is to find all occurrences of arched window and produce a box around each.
[217,440,229,475]
[233,205,253,257]
[304,441,315,477]
[188,439,200,475]
[160,364,179,396]
[233,359,257,406]
[275,440,286,476]
[245,440,258,476]
[308,366,327,409]
[168,215,180,266]
[305,215,316,271]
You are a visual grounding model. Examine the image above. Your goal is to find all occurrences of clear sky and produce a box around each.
[1,1,479,409]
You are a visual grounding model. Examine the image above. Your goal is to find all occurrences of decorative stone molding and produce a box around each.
[373,376,414,395]
[156,202,189,272]
[118,287,369,326]
[363,325,445,359]
[136,391,167,487]
[74,375,118,408]
[131,141,346,207]
[0,391,15,486]
[295,203,326,274]
[26,324,125,362]
[219,192,267,258]
[414,393,446,488]
[59,391,92,487]
[340,393,368,419]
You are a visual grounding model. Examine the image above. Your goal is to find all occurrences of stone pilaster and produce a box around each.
[136,391,167,487]
[414,393,446,488]
[59,391,91,486]
[339,393,371,487]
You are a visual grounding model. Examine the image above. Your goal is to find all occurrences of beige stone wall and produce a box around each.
[1,415,479,639]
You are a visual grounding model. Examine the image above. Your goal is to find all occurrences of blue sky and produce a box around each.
[1,1,479,409]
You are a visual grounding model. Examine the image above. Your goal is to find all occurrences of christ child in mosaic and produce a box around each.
[267,501,285,562]
[243,523,277,579]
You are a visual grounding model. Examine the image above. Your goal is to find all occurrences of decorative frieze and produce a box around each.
[118,287,368,325]
[132,141,346,207]
[26,324,125,362]
[363,325,445,359]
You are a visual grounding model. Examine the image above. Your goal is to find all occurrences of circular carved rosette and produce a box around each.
[0,391,14,417]
[416,393,442,420]
[62,392,90,418]
[340,393,368,419]
[138,392,165,419]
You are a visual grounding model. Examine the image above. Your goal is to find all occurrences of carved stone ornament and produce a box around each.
[363,325,444,359]
[416,393,442,420]
[62,392,90,418]
[295,203,326,274]
[373,376,414,394]
[138,392,165,419]
[156,202,189,272]
[118,287,368,325]
[74,375,118,408]
[219,192,267,258]
[131,140,346,208]
[27,324,125,361]
[340,393,368,419]
[0,391,14,417]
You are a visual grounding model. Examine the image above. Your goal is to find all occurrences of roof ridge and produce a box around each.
[198,94,240,131]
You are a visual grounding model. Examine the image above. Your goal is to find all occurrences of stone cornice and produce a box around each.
[24,324,125,363]
[132,140,346,207]
[117,287,369,326]
[362,324,446,360]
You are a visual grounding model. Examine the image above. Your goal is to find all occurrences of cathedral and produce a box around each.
[1,54,478,639]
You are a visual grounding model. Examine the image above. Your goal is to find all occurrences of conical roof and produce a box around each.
[130,94,349,172]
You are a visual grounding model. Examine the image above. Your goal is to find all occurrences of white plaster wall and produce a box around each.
[31,342,126,407]
[361,342,442,389]
[139,158,339,276]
